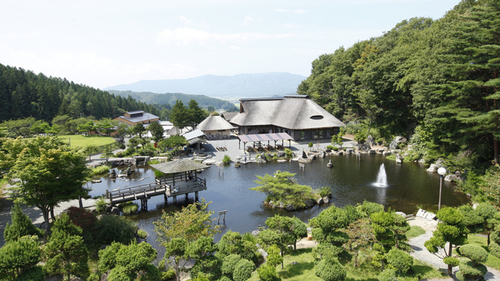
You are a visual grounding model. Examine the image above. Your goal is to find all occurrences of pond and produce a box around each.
[88,154,469,261]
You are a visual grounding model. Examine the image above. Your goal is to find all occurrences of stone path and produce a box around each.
[408,216,500,280]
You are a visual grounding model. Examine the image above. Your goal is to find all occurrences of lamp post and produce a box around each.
[437,167,447,210]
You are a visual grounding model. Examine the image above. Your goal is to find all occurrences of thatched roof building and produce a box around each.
[197,115,236,140]
[230,95,345,141]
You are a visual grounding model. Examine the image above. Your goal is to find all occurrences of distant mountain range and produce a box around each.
[104,72,306,99]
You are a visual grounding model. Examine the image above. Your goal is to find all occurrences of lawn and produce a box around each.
[247,247,445,281]
[57,135,116,149]
[406,225,426,239]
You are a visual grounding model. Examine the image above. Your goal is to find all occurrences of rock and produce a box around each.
[319,151,325,158]
[416,209,426,217]
[277,151,286,158]
[258,248,268,259]
[427,164,439,173]
[286,204,296,211]
[358,143,371,152]
[418,158,425,164]
[368,149,376,154]
[396,154,403,164]
[346,148,354,154]
[305,199,316,208]
[279,202,285,209]
[395,211,406,218]
[252,230,261,236]
[323,197,330,204]
[366,135,376,147]
[383,151,392,156]
[389,136,407,150]
[436,158,445,166]
[302,151,308,158]
[445,173,462,182]
[338,151,344,156]
[202,159,217,165]
[110,206,120,215]
[317,197,324,205]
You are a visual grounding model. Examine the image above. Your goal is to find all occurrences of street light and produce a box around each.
[437,167,447,210]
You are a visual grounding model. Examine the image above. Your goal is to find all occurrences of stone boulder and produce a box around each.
[383,150,392,156]
[110,206,120,215]
[277,151,286,158]
[358,143,371,152]
[346,148,354,154]
[445,171,462,182]
[366,135,376,147]
[285,204,296,211]
[316,197,324,205]
[426,164,439,173]
[396,154,404,164]
[323,197,330,204]
[368,149,376,154]
[389,136,407,150]
[305,199,316,208]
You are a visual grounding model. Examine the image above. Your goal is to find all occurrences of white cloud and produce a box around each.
[156,27,289,46]
[274,9,307,14]
[229,45,242,50]
[281,23,298,28]
[244,16,255,22]
[179,16,192,25]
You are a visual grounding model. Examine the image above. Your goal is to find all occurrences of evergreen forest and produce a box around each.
[0,64,162,122]
[298,0,500,170]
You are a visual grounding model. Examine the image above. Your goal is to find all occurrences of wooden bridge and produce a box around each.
[105,175,207,210]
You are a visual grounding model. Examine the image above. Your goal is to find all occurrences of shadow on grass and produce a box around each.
[278,261,315,279]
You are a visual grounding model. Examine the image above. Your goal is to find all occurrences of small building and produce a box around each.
[197,115,236,140]
[114,111,160,127]
[230,95,345,141]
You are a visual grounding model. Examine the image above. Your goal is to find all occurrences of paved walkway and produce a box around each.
[408,216,500,280]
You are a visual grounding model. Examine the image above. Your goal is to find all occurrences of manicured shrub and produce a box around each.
[257,263,279,281]
[315,258,346,281]
[223,155,231,164]
[377,268,397,281]
[221,254,242,276]
[319,186,332,198]
[284,148,293,158]
[458,244,488,264]
[233,259,255,281]
[489,241,500,258]
[107,266,130,281]
[91,165,111,176]
[91,215,137,246]
[4,202,43,242]
[357,200,384,217]
[120,202,139,215]
[386,248,413,274]
[457,260,488,281]
[137,229,147,239]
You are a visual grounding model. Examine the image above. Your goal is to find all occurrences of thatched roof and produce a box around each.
[197,115,236,131]
[230,95,345,130]
[150,159,209,174]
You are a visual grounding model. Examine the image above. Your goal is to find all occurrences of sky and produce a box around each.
[1,0,460,89]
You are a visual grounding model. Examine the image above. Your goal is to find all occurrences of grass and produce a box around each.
[405,225,426,239]
[90,165,111,177]
[467,234,500,270]
[247,247,445,281]
[57,134,116,148]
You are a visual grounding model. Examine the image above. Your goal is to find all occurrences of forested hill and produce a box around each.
[0,64,159,122]
[107,90,238,111]
[299,0,500,168]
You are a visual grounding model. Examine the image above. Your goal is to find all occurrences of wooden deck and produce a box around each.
[105,176,207,205]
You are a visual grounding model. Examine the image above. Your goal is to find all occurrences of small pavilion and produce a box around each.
[237,132,293,151]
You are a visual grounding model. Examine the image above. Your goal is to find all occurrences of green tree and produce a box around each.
[314,256,346,281]
[44,213,88,281]
[154,200,221,281]
[170,100,189,129]
[216,230,259,263]
[6,137,90,225]
[186,236,221,280]
[0,235,41,279]
[30,120,50,135]
[147,121,164,143]
[425,207,469,276]
[456,244,489,281]
[131,123,146,138]
[4,201,43,243]
[188,99,207,129]
[344,218,375,267]
[233,258,255,281]
[386,248,413,275]
[251,171,315,209]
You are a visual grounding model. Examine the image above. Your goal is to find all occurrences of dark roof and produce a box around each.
[230,96,345,130]
[238,133,293,142]
[150,159,209,174]
[118,112,159,123]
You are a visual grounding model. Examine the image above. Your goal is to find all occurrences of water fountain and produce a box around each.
[373,163,388,187]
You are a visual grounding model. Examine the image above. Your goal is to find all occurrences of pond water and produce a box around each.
[89,154,469,261]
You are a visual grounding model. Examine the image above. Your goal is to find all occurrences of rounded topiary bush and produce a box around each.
[14,265,44,281]
[91,215,137,246]
[120,202,139,215]
[458,244,488,264]
[489,241,500,258]
[457,260,488,281]
[257,263,279,281]
[161,268,176,280]
[221,254,242,276]
[386,248,413,274]
[315,258,346,281]
[233,258,255,281]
